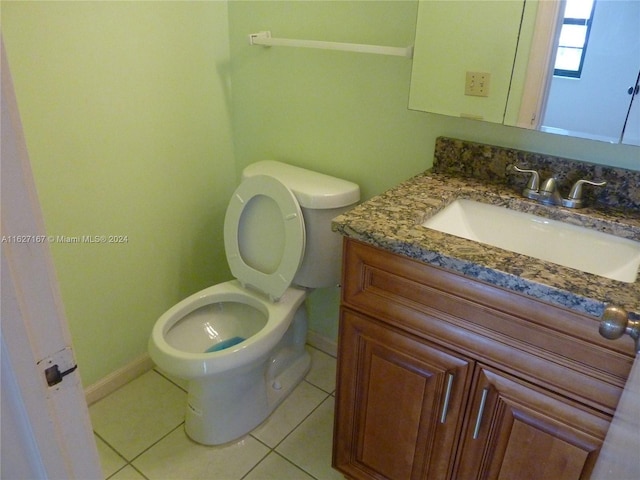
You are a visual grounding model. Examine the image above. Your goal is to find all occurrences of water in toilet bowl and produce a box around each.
[204,336,246,353]
[165,301,267,354]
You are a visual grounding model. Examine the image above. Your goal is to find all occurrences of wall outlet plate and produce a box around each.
[465,72,490,97]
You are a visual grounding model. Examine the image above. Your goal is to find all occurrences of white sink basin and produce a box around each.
[422,199,640,283]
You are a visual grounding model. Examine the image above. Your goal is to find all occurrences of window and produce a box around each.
[554,0,596,78]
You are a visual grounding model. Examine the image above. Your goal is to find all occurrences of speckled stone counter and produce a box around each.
[332,137,640,317]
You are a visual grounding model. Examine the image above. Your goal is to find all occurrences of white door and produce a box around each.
[591,356,640,479]
[1,37,102,479]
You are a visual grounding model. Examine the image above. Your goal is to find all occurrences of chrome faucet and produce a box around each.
[509,165,606,209]
[538,177,563,206]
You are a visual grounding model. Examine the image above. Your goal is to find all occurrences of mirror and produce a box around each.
[409,0,640,146]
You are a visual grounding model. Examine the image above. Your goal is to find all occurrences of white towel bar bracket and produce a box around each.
[248,31,414,59]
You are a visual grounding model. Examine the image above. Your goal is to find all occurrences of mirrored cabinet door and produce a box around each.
[409,0,640,146]
[408,0,524,124]
[622,73,640,146]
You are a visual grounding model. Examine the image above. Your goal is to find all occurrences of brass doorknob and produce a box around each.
[599,306,640,353]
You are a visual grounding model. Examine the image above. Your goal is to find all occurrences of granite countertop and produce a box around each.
[333,149,640,318]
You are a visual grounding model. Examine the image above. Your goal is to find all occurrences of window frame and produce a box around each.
[553,0,597,78]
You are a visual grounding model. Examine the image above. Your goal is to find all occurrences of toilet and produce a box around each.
[148,160,359,445]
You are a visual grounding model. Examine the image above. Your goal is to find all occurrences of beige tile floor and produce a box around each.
[90,347,344,480]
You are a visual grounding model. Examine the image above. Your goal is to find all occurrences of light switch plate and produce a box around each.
[465,72,490,97]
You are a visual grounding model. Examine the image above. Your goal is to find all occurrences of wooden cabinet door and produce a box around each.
[334,309,473,480]
[454,366,611,480]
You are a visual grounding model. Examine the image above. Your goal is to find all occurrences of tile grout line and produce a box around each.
[114,422,186,479]
[268,391,333,452]
[275,391,334,480]
[152,368,188,393]
[97,346,337,479]
[95,431,135,480]
[237,448,271,480]
[242,390,332,480]
[106,462,151,480]
[272,450,322,480]
[101,389,332,480]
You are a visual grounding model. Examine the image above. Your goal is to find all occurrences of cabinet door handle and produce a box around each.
[440,373,455,423]
[472,387,490,439]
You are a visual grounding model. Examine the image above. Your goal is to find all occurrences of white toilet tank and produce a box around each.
[242,161,360,288]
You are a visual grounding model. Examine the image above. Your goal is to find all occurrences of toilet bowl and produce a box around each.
[148,161,359,445]
[149,280,308,445]
[149,280,307,379]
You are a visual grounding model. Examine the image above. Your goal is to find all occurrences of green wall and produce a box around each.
[228,0,431,200]
[3,0,639,386]
[2,1,236,386]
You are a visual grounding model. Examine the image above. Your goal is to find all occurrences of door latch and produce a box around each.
[38,347,78,387]
[44,363,78,387]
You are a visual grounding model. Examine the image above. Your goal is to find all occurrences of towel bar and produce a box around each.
[248,31,414,58]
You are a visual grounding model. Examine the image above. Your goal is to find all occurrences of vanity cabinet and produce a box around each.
[336,309,473,479]
[333,239,633,480]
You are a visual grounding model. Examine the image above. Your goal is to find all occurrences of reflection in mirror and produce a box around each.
[553,0,596,78]
[513,0,640,145]
[409,0,525,124]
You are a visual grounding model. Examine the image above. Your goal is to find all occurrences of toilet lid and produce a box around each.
[224,175,306,301]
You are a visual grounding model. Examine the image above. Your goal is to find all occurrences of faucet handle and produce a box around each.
[567,179,607,200]
[509,165,540,195]
[563,179,606,208]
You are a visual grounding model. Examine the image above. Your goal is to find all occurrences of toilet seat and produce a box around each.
[224,175,306,301]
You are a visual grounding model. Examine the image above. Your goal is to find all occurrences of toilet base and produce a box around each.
[266,348,311,410]
[179,300,312,445]
[184,348,310,445]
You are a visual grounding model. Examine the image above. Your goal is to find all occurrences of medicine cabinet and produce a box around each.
[408,0,640,146]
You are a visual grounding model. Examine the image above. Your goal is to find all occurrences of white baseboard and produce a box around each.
[84,354,154,405]
[307,330,337,358]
